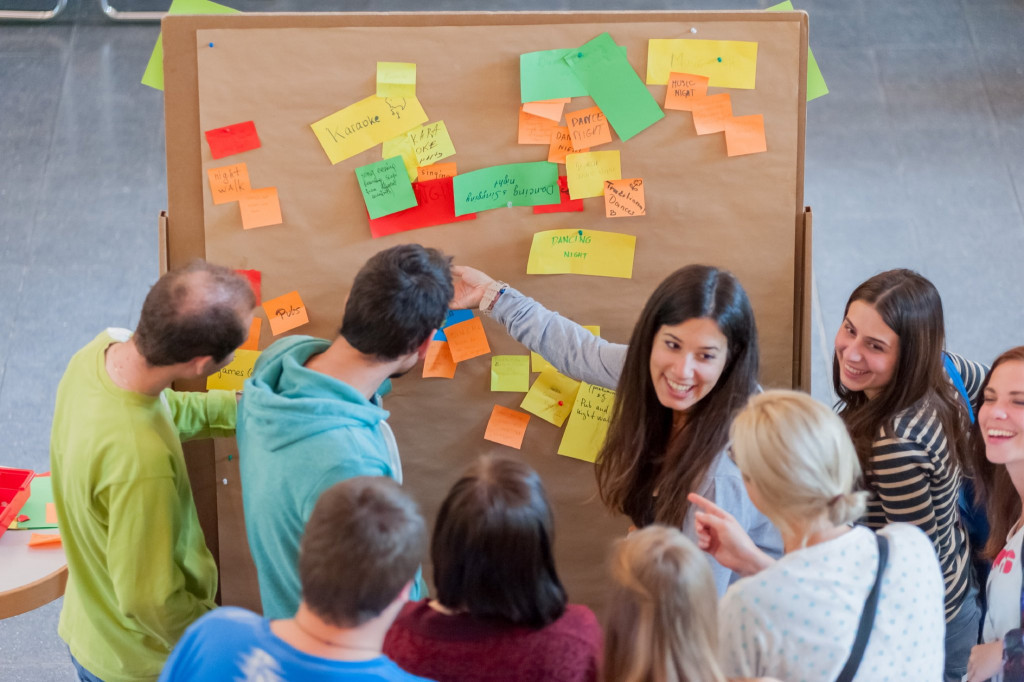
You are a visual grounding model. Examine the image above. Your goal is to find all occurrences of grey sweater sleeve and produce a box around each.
[490,287,627,390]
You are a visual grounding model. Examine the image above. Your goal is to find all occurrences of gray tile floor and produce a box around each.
[1,0,1022,679]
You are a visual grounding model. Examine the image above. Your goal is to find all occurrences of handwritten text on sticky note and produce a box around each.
[453,162,560,216]
[520,369,581,427]
[356,156,419,220]
[444,317,491,363]
[565,106,612,148]
[263,291,309,336]
[565,150,621,200]
[491,355,531,392]
[417,162,457,182]
[664,72,710,111]
[311,95,428,165]
[206,349,261,391]
[207,162,251,204]
[527,228,636,279]
[558,382,615,463]
[408,121,456,166]
[604,178,646,218]
[238,187,283,230]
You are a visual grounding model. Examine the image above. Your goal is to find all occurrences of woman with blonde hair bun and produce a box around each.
[690,390,946,681]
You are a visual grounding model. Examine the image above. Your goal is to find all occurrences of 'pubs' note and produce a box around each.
[263,291,309,336]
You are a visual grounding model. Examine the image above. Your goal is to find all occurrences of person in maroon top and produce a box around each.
[383,455,602,682]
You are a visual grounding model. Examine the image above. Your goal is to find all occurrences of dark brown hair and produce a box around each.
[299,477,426,627]
[595,265,759,528]
[431,456,567,627]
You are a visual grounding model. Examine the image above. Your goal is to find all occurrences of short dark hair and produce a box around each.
[299,477,426,627]
[340,244,453,361]
[432,456,567,628]
[133,260,255,366]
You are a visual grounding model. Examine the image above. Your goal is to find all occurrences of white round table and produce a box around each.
[0,530,68,619]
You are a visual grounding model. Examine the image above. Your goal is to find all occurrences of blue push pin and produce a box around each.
[209,42,214,47]
[578,52,583,58]
[578,229,583,236]
[717,56,722,62]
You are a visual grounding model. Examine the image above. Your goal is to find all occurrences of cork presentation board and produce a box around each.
[163,11,808,614]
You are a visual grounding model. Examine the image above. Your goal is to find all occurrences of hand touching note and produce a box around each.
[688,492,775,577]
[450,265,496,309]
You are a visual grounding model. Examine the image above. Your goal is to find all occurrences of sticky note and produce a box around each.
[238,317,262,351]
[563,33,665,142]
[690,94,733,135]
[236,269,261,304]
[565,106,612,149]
[423,340,457,378]
[417,162,457,182]
[664,72,710,111]
[368,176,475,239]
[519,45,628,103]
[522,98,570,122]
[725,114,767,157]
[311,95,428,165]
[767,0,828,101]
[433,309,475,341]
[558,382,615,463]
[238,187,283,230]
[263,291,309,335]
[483,405,531,449]
[604,178,646,218]
[491,355,531,392]
[28,533,62,548]
[45,502,57,525]
[382,133,418,181]
[533,176,584,214]
[520,370,581,427]
[531,326,597,373]
[444,317,491,363]
[205,121,261,160]
[646,39,758,89]
[453,162,560,216]
[207,162,251,204]
[356,157,419,220]
[206,349,261,391]
[407,121,456,166]
[548,127,589,165]
[141,0,240,91]
[565,150,621,200]
[527,228,636,279]
[518,107,561,145]
[377,61,416,98]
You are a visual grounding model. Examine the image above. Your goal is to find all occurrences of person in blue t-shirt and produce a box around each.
[159,477,434,682]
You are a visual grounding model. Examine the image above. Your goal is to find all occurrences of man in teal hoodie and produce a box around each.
[238,244,453,620]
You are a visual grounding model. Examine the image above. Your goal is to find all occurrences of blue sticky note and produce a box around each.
[433,309,474,341]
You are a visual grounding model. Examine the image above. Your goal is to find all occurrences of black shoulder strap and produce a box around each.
[836,533,889,682]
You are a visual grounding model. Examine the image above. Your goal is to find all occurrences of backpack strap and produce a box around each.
[835,534,889,682]
[943,352,975,424]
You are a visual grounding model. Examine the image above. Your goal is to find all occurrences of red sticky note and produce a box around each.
[204,121,261,159]
[565,105,612,149]
[239,187,283,230]
[690,94,733,135]
[262,291,309,336]
[423,340,457,378]
[239,317,262,351]
[368,177,476,239]
[236,269,262,305]
[533,176,584,214]
[28,533,62,548]
[444,317,491,363]
[725,114,768,157]
[483,405,531,449]
[664,72,710,112]
[518,107,560,145]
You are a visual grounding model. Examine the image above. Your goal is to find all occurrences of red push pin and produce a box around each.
[557,401,564,406]
[16,514,30,523]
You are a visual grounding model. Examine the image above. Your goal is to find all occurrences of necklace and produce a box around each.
[291,616,380,653]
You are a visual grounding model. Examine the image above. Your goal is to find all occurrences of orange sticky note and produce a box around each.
[45,503,58,525]
[207,162,251,205]
[690,94,733,135]
[28,533,62,548]
[483,405,531,449]
[565,105,612,149]
[548,126,589,164]
[262,291,309,336]
[522,98,570,122]
[725,114,767,157]
[423,340,457,378]
[239,317,262,351]
[238,187,283,230]
[604,178,646,218]
[417,162,457,182]
[664,72,710,111]
[518,107,560,145]
[444,317,491,363]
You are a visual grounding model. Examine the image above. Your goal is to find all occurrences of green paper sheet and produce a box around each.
[563,33,665,142]
[356,156,419,220]
[140,0,241,91]
[520,45,629,103]
[491,355,531,392]
[767,1,829,101]
[452,162,560,216]
[16,475,58,530]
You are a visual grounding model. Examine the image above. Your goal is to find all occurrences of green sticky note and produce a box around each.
[563,33,665,142]
[407,121,456,166]
[377,61,416,98]
[16,475,58,530]
[520,45,629,103]
[141,0,241,91]
[491,355,531,392]
[382,132,418,181]
[355,156,419,220]
[767,0,829,101]
[452,162,560,216]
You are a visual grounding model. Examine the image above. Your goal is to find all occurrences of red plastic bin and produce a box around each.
[0,467,35,540]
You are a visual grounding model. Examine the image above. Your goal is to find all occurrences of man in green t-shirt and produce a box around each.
[50,260,255,682]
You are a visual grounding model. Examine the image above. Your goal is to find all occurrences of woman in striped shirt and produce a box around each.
[833,268,986,681]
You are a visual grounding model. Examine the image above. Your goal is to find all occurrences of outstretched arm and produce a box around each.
[688,493,777,577]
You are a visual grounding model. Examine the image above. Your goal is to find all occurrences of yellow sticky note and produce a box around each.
[238,187,283,230]
[531,325,597,372]
[407,121,456,166]
[377,61,416,98]
[558,382,616,463]
[206,349,261,391]
[646,39,758,89]
[565,150,621,200]
[604,178,646,218]
[527,229,636,279]
[207,162,251,205]
[520,369,581,427]
[491,355,530,392]
[311,95,428,165]
[382,133,419,182]
[483,405,531,450]
[263,291,309,336]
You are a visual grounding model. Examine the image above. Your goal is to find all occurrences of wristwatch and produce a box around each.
[480,280,508,315]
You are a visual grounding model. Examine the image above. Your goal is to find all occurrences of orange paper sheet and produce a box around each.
[518,107,560,145]
[262,290,309,335]
[664,72,710,112]
[423,340,457,378]
[444,317,491,363]
[238,317,262,351]
[45,502,57,525]
[238,187,283,229]
[548,127,589,164]
[724,114,767,157]
[522,97,570,122]
[28,533,62,548]
[690,94,733,135]
[483,405,531,449]
[565,105,612,149]
[417,162,457,182]
[604,178,646,218]
[207,162,251,204]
